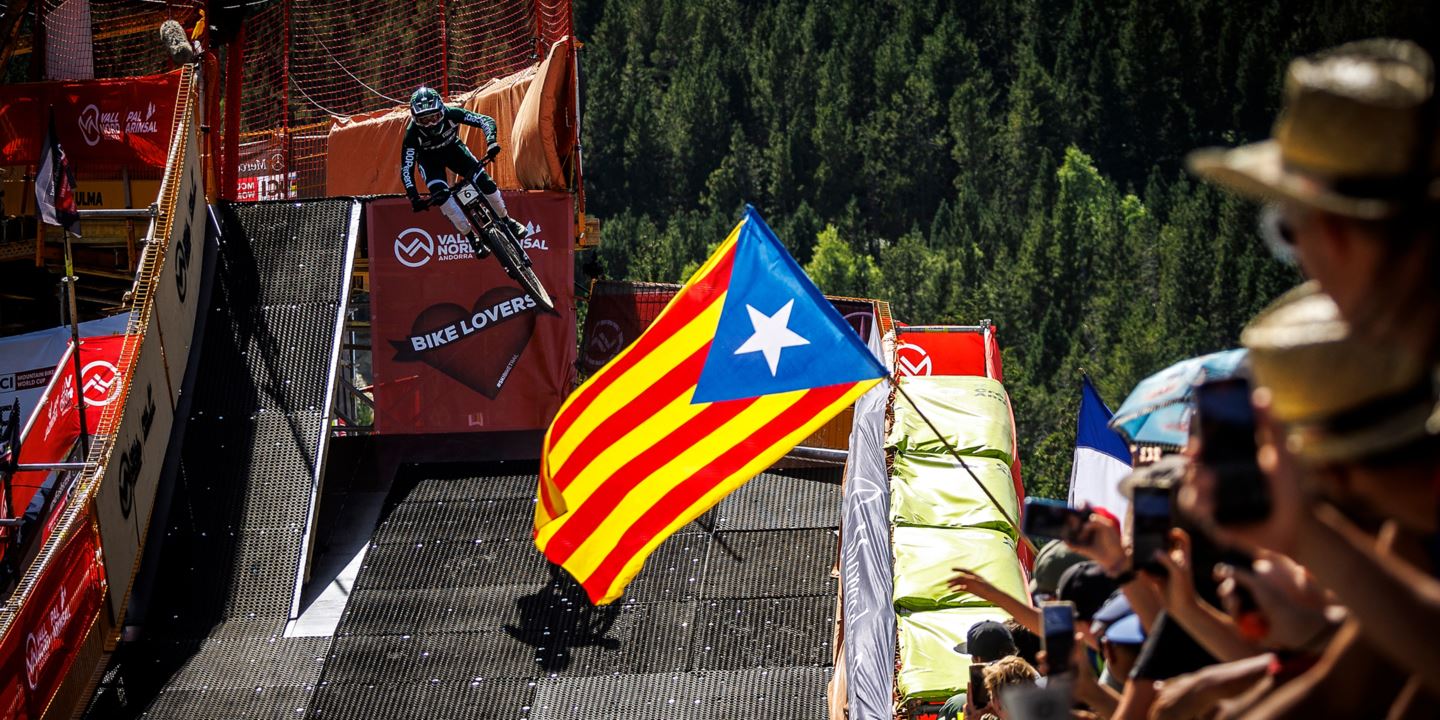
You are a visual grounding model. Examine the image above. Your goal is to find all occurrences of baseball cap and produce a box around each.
[1102,614,1146,645]
[1029,540,1087,598]
[953,620,1017,661]
[1056,562,1119,621]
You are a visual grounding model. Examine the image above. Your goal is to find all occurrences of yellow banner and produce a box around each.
[3,179,161,215]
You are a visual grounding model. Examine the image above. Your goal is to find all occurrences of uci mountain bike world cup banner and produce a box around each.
[367,191,576,434]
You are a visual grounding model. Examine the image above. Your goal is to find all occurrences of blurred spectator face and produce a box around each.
[1311,439,1440,534]
[1275,206,1437,355]
[1102,636,1142,680]
[1270,205,1380,320]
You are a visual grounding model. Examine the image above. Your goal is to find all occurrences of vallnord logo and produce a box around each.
[583,319,623,367]
[895,343,933,376]
[394,227,435,268]
[81,359,121,407]
[843,310,873,343]
[77,104,102,146]
[394,226,484,268]
[76,102,159,147]
[25,585,74,690]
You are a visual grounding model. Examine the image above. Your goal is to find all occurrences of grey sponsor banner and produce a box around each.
[96,105,202,624]
[841,323,896,719]
[150,118,206,407]
[95,331,174,624]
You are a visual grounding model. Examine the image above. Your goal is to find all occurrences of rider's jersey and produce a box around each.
[400,106,498,198]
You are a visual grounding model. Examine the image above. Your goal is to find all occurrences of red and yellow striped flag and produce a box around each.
[534,207,888,604]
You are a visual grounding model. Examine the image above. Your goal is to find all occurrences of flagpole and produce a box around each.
[62,233,91,458]
[892,378,1038,556]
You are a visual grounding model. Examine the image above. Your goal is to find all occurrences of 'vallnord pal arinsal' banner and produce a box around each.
[367,192,575,434]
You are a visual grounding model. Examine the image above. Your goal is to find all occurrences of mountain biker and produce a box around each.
[400,86,528,243]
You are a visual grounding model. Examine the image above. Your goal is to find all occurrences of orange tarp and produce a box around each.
[512,36,574,191]
[326,37,574,196]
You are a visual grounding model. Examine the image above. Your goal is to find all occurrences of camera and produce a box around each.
[1021,498,1088,543]
[968,662,991,708]
[1193,377,1271,525]
[1130,484,1172,575]
[1040,601,1076,675]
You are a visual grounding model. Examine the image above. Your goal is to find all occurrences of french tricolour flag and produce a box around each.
[1068,375,1132,519]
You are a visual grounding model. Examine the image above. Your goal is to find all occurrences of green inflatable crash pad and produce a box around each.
[888,376,1014,465]
[892,526,1026,611]
[896,606,1014,702]
[890,453,1019,537]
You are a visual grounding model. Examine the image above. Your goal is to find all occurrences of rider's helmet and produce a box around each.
[410,86,444,127]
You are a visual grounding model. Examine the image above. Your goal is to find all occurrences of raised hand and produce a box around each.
[1215,551,1332,651]
[1068,508,1128,575]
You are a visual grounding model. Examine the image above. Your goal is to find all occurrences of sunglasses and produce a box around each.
[1258,204,1298,265]
[415,111,443,127]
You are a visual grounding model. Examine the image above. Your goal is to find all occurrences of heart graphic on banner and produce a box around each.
[396,286,538,399]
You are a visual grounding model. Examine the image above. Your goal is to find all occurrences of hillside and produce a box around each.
[574,0,1439,496]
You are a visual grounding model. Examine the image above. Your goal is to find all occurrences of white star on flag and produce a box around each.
[733,298,810,376]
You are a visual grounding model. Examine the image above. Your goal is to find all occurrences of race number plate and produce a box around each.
[457,185,480,204]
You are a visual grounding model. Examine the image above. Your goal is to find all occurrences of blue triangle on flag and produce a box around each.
[692,206,887,404]
[1077,376,1131,463]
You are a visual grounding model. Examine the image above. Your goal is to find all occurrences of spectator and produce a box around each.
[1221,283,1440,712]
[938,620,1018,720]
[1055,561,1119,647]
[985,655,1041,720]
[1004,618,1042,670]
[1188,39,1440,365]
[957,620,1019,662]
[1091,594,1145,689]
[1030,539,1088,603]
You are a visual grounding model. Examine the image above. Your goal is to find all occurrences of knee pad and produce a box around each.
[439,198,472,235]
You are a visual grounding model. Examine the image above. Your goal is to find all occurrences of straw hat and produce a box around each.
[1188,39,1439,220]
[1241,283,1431,463]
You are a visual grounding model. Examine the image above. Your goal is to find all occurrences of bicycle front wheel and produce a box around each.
[486,228,556,314]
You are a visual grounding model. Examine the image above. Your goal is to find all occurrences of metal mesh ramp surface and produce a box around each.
[308,463,842,719]
[84,200,356,719]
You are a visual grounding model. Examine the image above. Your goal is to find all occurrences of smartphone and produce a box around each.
[968,661,991,708]
[1194,377,1271,525]
[1021,498,1087,543]
[1131,484,1172,575]
[1040,601,1076,675]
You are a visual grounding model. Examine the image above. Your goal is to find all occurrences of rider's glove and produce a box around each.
[409,196,427,213]
[485,142,502,161]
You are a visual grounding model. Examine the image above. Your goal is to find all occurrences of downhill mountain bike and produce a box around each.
[425,164,556,314]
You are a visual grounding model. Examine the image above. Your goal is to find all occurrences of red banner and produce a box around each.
[9,335,126,520]
[894,327,1002,380]
[0,71,181,171]
[368,193,576,434]
[578,281,678,377]
[579,284,879,378]
[0,521,105,720]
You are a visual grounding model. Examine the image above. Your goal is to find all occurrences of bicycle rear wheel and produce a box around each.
[485,228,556,313]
